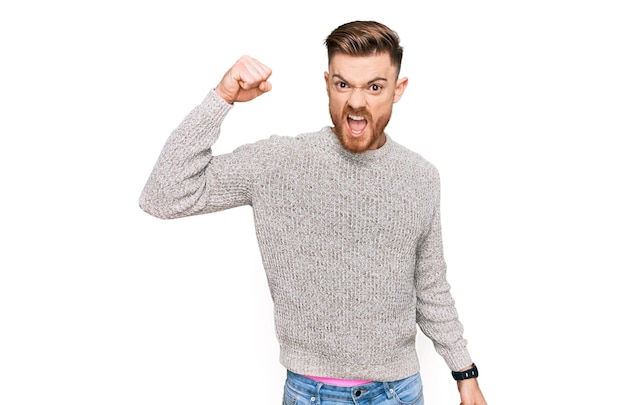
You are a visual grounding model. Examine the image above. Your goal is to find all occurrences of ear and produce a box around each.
[393,77,408,103]
[324,71,330,96]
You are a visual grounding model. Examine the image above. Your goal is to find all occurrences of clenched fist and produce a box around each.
[215,55,272,104]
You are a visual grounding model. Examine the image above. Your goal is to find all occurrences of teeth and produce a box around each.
[348,115,365,121]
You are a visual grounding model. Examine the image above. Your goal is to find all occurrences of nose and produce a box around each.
[347,88,366,110]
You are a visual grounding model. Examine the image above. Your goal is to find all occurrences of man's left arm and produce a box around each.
[414,170,487,404]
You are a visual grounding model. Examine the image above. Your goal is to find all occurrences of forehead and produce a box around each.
[329,53,396,82]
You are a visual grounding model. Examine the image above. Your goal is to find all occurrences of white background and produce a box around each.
[1,1,624,404]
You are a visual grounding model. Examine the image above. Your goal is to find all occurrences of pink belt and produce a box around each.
[305,375,374,387]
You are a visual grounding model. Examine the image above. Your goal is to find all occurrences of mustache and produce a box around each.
[344,107,371,120]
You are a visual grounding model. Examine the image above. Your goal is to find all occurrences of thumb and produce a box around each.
[258,80,272,93]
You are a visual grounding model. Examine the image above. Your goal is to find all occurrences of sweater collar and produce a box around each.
[322,126,393,162]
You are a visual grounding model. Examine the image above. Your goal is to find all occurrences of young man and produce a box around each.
[140,21,487,405]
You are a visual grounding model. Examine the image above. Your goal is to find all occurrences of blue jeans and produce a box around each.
[283,371,424,405]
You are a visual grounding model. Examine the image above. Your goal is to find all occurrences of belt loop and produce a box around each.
[314,382,323,404]
[383,382,394,399]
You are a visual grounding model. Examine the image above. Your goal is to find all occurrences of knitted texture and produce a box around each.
[139,90,473,381]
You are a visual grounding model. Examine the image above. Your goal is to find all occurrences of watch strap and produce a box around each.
[451,363,478,381]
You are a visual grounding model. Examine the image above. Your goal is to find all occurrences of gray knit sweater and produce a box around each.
[139,89,473,381]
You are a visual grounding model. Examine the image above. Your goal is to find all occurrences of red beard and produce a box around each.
[330,106,390,153]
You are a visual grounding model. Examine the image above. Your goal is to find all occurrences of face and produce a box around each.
[325,52,408,153]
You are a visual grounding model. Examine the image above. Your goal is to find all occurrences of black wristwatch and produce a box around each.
[451,363,478,381]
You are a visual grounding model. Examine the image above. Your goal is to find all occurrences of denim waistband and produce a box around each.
[285,370,419,402]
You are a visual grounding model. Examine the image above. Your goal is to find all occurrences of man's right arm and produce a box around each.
[138,56,273,219]
[139,89,235,219]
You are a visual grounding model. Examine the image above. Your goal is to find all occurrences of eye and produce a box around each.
[369,83,383,93]
[334,81,350,92]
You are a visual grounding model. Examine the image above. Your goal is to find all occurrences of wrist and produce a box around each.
[451,363,478,381]
[214,86,235,105]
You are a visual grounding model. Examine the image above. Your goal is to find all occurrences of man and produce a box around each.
[140,21,487,405]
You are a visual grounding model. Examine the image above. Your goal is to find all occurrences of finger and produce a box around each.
[237,56,272,89]
[238,68,271,89]
[240,55,272,79]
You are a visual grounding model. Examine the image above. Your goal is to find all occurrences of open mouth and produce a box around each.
[347,114,367,136]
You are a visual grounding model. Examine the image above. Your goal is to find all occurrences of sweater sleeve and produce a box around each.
[139,89,258,219]
[414,172,473,371]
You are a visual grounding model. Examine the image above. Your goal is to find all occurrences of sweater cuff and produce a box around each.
[445,351,474,373]
[201,88,234,118]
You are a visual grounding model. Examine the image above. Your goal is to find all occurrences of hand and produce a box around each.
[457,378,487,405]
[215,55,272,104]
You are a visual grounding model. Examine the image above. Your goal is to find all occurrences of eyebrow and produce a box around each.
[331,74,388,87]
